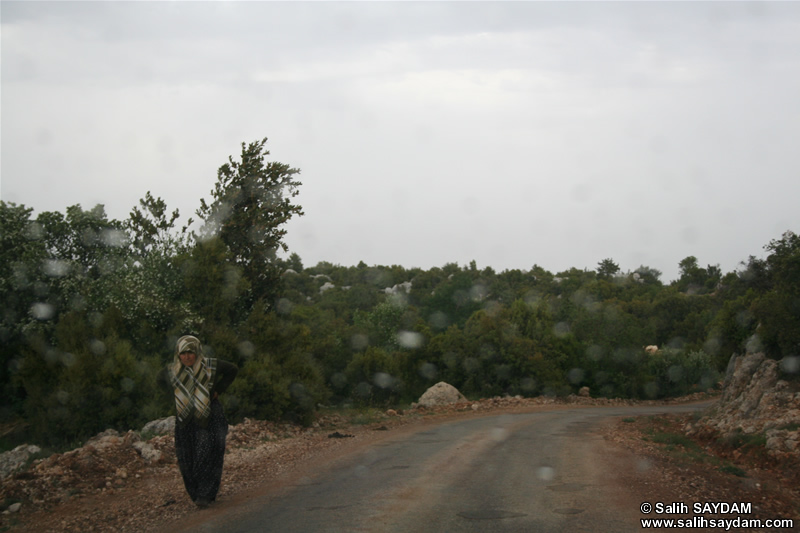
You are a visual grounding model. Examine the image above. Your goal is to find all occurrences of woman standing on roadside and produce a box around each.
[159,335,238,509]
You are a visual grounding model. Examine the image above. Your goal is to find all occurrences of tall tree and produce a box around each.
[197,138,303,307]
[596,258,620,279]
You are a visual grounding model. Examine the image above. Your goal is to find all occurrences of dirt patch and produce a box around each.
[600,413,800,530]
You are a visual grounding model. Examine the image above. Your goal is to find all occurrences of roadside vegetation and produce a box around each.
[2,137,799,449]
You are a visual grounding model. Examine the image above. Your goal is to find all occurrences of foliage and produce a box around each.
[196,138,303,307]
[2,146,797,448]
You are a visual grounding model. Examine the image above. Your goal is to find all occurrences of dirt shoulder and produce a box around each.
[600,413,800,531]
[2,393,797,532]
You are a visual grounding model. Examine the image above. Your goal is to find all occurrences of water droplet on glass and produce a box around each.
[30,303,55,321]
[373,372,393,389]
[567,368,584,384]
[553,322,570,338]
[781,356,799,374]
[419,363,438,380]
[101,228,128,248]
[329,373,347,390]
[237,341,255,358]
[43,259,70,278]
[396,330,423,349]
[89,339,106,356]
[276,298,293,315]
[351,334,369,351]
[745,334,763,354]
[428,311,450,330]
[537,466,555,481]
[121,377,135,393]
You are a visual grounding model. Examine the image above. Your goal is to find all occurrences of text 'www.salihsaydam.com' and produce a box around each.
[639,501,794,530]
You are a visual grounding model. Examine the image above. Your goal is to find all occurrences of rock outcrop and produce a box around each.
[142,416,175,436]
[688,352,800,456]
[0,444,41,479]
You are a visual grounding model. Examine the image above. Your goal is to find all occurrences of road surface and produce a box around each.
[173,403,709,532]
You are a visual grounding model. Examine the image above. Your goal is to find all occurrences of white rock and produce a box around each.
[417,382,468,407]
[0,445,41,479]
[133,441,162,463]
[142,416,175,436]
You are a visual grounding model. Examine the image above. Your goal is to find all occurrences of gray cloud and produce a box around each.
[2,1,799,282]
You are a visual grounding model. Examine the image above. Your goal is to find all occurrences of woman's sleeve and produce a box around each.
[214,360,239,394]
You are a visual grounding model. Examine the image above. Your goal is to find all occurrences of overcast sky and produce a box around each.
[2,1,799,282]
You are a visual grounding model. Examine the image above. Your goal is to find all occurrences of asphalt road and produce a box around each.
[180,403,709,533]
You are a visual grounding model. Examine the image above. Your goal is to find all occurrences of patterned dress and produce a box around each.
[159,339,238,507]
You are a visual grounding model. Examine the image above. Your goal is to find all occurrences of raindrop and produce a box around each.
[667,365,684,383]
[121,377,135,393]
[463,357,480,374]
[355,382,372,398]
[80,228,99,247]
[490,427,508,442]
[56,390,70,404]
[290,382,308,400]
[586,344,603,361]
[537,466,555,481]
[88,312,103,328]
[89,339,106,356]
[736,310,754,327]
[237,341,255,358]
[419,362,438,380]
[745,334,763,354]
[429,311,450,330]
[553,322,570,338]
[276,298,293,315]
[495,364,511,381]
[45,349,60,364]
[30,303,55,321]
[330,373,347,390]
[523,290,540,307]
[470,284,488,302]
[643,381,659,399]
[567,368,584,384]
[43,259,70,278]
[704,336,721,356]
[396,331,423,349]
[350,334,369,351]
[25,222,44,240]
[69,294,87,312]
[781,356,799,374]
[387,292,408,307]
[520,377,536,392]
[373,372,393,389]
[667,337,686,350]
[101,228,128,248]
[61,352,76,367]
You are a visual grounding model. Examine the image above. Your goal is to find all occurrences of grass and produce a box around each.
[635,415,752,478]
[717,429,767,453]
[719,465,747,477]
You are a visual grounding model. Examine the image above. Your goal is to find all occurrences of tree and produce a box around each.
[752,231,800,358]
[596,258,620,279]
[197,138,303,307]
[127,191,187,258]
